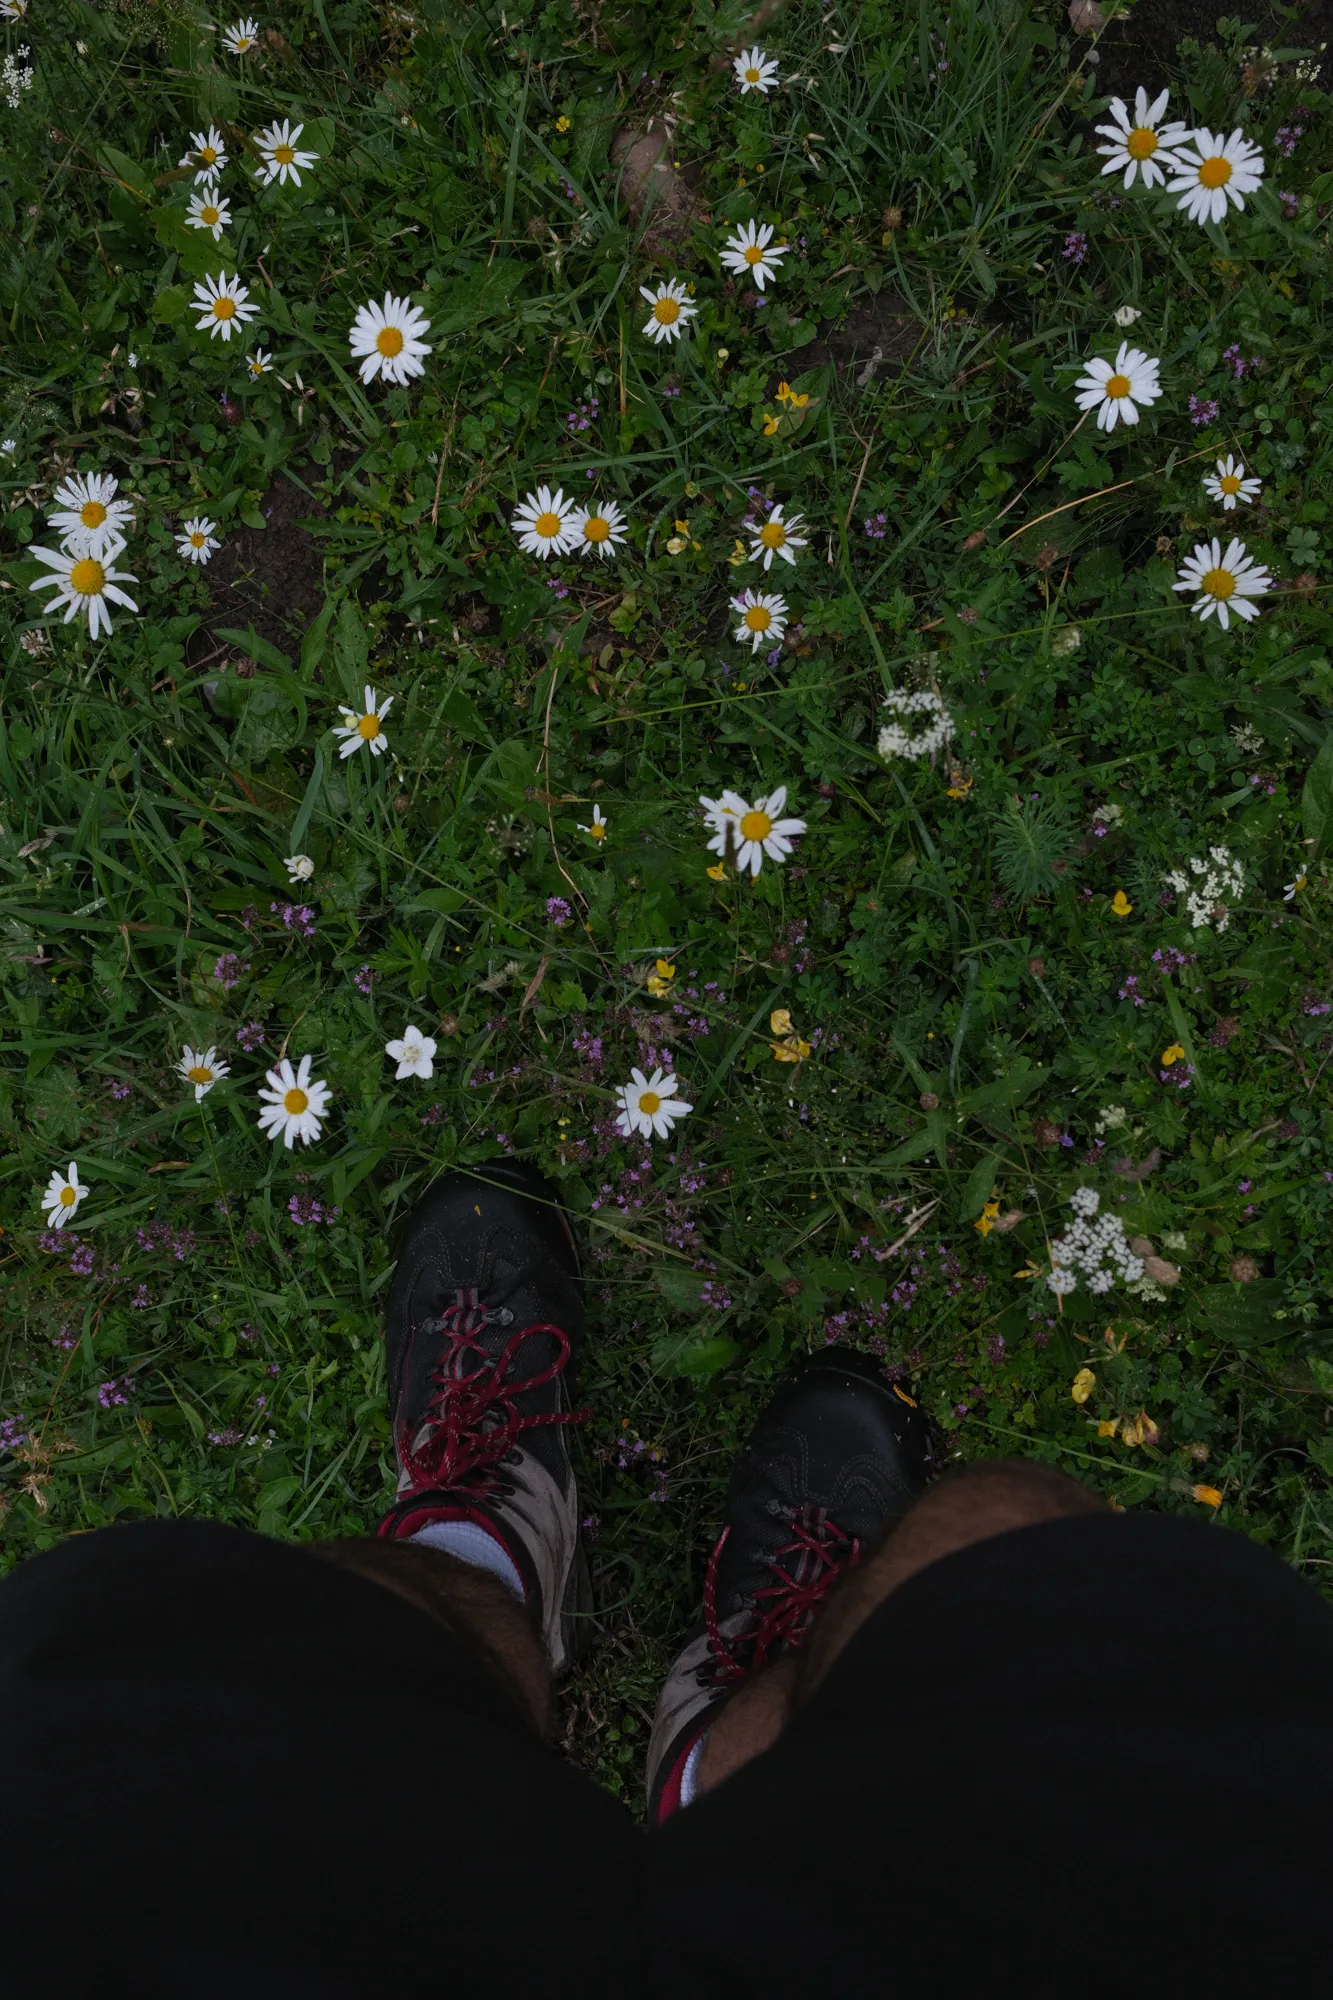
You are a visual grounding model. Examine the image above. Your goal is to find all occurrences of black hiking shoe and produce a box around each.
[646,1348,933,1821]
[375,1164,593,1677]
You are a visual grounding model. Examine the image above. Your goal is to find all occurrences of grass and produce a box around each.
[2,0,1333,1798]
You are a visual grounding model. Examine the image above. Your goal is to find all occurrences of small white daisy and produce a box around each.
[2,439,16,454]
[284,853,314,880]
[1073,341,1161,430]
[385,1024,437,1080]
[256,1054,331,1148]
[221,16,261,53]
[179,126,229,180]
[191,271,259,342]
[1203,454,1261,510]
[639,277,698,345]
[719,218,788,291]
[186,187,232,240]
[347,293,432,386]
[1,1,30,18]
[578,805,608,842]
[747,503,807,571]
[176,515,221,564]
[569,499,628,559]
[615,1066,693,1142]
[1167,127,1265,227]
[1173,538,1271,632]
[28,542,139,641]
[700,786,806,876]
[1094,87,1189,189]
[247,348,274,378]
[40,1160,86,1226]
[177,1043,230,1101]
[512,485,577,559]
[1284,874,1308,902]
[733,44,780,93]
[1113,304,1143,327]
[732,586,789,652]
[334,684,393,758]
[253,118,320,187]
[47,471,134,557]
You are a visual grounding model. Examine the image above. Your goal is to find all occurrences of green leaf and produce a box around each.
[289,747,325,853]
[100,144,155,200]
[212,625,292,673]
[960,1145,1005,1222]
[152,285,189,323]
[1302,731,1333,860]
[651,1328,739,1378]
[1189,1281,1286,1347]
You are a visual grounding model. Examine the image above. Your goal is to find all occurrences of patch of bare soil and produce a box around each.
[1086,0,1329,102]
[800,291,924,384]
[201,476,327,654]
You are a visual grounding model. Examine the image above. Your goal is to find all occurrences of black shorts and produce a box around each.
[4,1512,1332,1996]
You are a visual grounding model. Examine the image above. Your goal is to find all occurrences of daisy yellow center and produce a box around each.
[283,1087,309,1115]
[745,65,760,80]
[357,713,381,739]
[200,145,217,164]
[1220,473,1242,494]
[1104,373,1131,399]
[274,144,295,164]
[190,532,207,547]
[743,605,772,632]
[584,515,610,542]
[235,35,252,47]
[212,296,236,320]
[69,558,105,596]
[376,326,405,357]
[201,205,220,225]
[59,1185,76,1205]
[589,822,606,839]
[80,500,107,528]
[759,521,786,549]
[638,1090,661,1115]
[740,808,774,842]
[653,296,681,324]
[534,511,563,538]
[187,1064,213,1083]
[1201,566,1236,600]
[743,244,764,265]
[1199,154,1232,188]
[1126,127,1157,160]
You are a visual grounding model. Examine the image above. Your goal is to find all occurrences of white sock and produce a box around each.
[408,1518,525,1602]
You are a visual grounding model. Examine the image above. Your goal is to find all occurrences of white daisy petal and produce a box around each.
[1166,126,1265,226]
[638,277,699,345]
[27,541,139,640]
[732,587,789,653]
[746,503,808,572]
[719,218,788,291]
[47,472,134,558]
[733,44,780,94]
[384,1024,437,1080]
[614,1065,692,1143]
[1094,85,1189,188]
[1071,340,1161,432]
[347,292,432,387]
[333,683,393,758]
[176,516,221,565]
[256,1052,332,1147]
[190,270,260,343]
[511,484,578,559]
[254,118,320,188]
[221,16,261,54]
[177,1043,231,1102]
[40,1160,87,1227]
[1172,536,1271,632]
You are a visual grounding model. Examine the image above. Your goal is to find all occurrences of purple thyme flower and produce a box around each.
[0,1414,27,1454]
[353,964,375,997]
[1280,190,1299,218]
[213,952,246,989]
[69,1241,95,1277]
[236,1021,265,1050]
[1062,230,1087,264]
[547,896,573,927]
[863,511,888,538]
[1188,395,1219,427]
[270,901,316,939]
[131,1284,152,1308]
[109,1081,131,1101]
[97,1376,134,1409]
[207,1426,245,1446]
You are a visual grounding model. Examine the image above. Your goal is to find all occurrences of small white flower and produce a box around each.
[1,439,16,454]
[1284,874,1307,902]
[615,1066,693,1142]
[256,1053,331,1147]
[47,471,134,557]
[1,0,30,18]
[176,515,221,565]
[1167,126,1265,226]
[1045,1183,1144,1297]
[253,118,320,187]
[28,541,139,641]
[747,503,807,571]
[876,688,956,762]
[221,16,261,53]
[186,187,232,240]
[1164,845,1246,931]
[127,352,138,368]
[639,277,698,344]
[40,1161,87,1226]
[1073,341,1162,430]
[578,805,608,842]
[191,271,259,342]
[512,485,577,559]
[700,786,806,877]
[334,684,393,758]
[1202,454,1261,511]
[569,499,629,558]
[247,348,274,378]
[719,218,788,291]
[1113,304,1143,327]
[179,126,229,180]
[733,586,788,652]
[177,1044,230,1101]
[284,853,315,880]
[1094,86,1189,189]
[1172,537,1271,632]
[733,44,780,94]
[347,293,432,385]
[385,1024,437,1080]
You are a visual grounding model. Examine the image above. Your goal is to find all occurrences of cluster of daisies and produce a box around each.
[25,470,224,636]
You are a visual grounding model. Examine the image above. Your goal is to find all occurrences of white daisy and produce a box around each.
[385,1024,437,1080]
[334,684,393,758]
[47,471,134,557]
[191,271,259,342]
[247,348,274,378]
[1172,537,1271,631]
[284,853,315,880]
[700,785,806,876]
[1113,304,1143,327]
[512,485,577,559]
[578,805,608,842]
[1167,127,1265,226]
[569,499,628,558]
[747,503,807,571]
[639,277,698,345]
[1073,341,1161,431]
[176,515,221,564]
[615,1066,693,1142]
[40,1160,86,1226]
[347,293,432,386]
[719,218,788,291]
[256,1053,331,1148]
[179,126,229,180]
[253,118,319,187]
[1284,875,1307,902]
[28,542,139,641]
[2,439,16,454]
[1,1,30,17]
[1202,454,1261,510]
[1094,87,1189,189]
[732,586,788,652]
[733,44,780,93]
[186,187,232,240]
[177,1044,230,1101]
[221,17,261,53]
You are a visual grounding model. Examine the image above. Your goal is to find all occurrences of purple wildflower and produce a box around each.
[207,1427,245,1446]
[0,1415,27,1454]
[1188,395,1219,427]
[236,1021,266,1050]
[97,1376,134,1409]
[131,1284,152,1308]
[69,1241,95,1277]
[1280,190,1299,218]
[288,1192,340,1226]
[547,896,573,927]
[109,1081,131,1101]
[353,964,375,997]
[863,511,888,539]
[1062,230,1087,264]
[270,901,316,939]
[213,952,246,989]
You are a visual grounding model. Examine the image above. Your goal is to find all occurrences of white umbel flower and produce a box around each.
[41,1161,87,1227]
[578,805,608,842]
[28,542,139,641]
[1167,127,1265,225]
[719,218,788,291]
[639,278,698,344]
[700,786,806,876]
[47,472,133,557]
[254,118,320,187]
[284,853,315,880]
[192,271,259,341]
[512,485,577,559]
[179,126,229,180]
[1094,87,1188,189]
[876,688,955,762]
[615,1066,693,1142]
[1202,455,1261,511]
[1073,342,1161,430]
[1046,1185,1145,1297]
[733,45,780,94]
[569,499,629,558]
[221,17,261,52]
[177,1044,230,1101]
[256,1053,331,1147]
[747,503,807,571]
[176,516,221,564]
[385,1024,437,1080]
[186,187,232,240]
[334,684,393,758]
[1173,537,1271,631]
[348,293,432,385]
[1164,846,1246,931]
[732,587,788,652]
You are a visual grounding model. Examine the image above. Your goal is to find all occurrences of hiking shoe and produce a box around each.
[376,1164,592,1677]
[646,1348,933,1821]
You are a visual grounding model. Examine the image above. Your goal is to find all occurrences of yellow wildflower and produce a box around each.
[762,413,780,437]
[1097,1418,1120,1438]
[770,1009,793,1036]
[706,862,726,881]
[646,958,676,998]
[771,1035,812,1063]
[1120,1409,1160,1448]
[674,519,690,534]
[1110,889,1132,917]
[728,539,747,566]
[974,1199,1001,1238]
[555,114,572,132]
[1193,1484,1223,1508]
[1071,1367,1097,1405]
[1160,1044,1185,1066]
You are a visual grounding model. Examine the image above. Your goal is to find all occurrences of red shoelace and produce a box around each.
[703,1506,862,1685]
[398,1288,591,1494]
